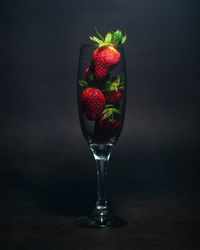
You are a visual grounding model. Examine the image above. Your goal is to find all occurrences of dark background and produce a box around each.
[0,0,200,249]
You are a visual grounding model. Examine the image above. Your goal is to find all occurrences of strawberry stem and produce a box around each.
[95,27,105,42]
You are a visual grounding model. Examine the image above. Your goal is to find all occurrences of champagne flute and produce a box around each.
[76,30,127,228]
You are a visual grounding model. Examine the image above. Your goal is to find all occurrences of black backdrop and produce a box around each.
[0,0,200,249]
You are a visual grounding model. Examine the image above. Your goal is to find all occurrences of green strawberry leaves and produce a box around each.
[104,104,115,109]
[102,74,125,92]
[118,74,125,87]
[88,73,94,82]
[101,107,121,123]
[89,36,103,45]
[112,29,122,45]
[79,71,94,88]
[105,32,112,43]
[102,109,112,120]
[121,33,127,44]
[90,28,127,47]
[94,27,105,42]
[90,28,105,45]
[79,80,88,88]
[102,80,111,91]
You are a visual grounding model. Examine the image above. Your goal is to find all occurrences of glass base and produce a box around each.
[75,213,127,228]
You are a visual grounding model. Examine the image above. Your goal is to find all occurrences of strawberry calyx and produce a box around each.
[93,105,122,143]
[79,80,88,88]
[90,28,127,48]
[101,106,121,123]
[102,74,125,92]
[79,71,94,88]
[88,73,94,82]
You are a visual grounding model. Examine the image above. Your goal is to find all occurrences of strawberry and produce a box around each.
[90,28,127,80]
[79,88,105,121]
[104,89,123,104]
[83,63,110,89]
[93,106,121,143]
[103,75,125,104]
[92,46,120,80]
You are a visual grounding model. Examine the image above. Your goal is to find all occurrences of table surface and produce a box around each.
[0,152,200,250]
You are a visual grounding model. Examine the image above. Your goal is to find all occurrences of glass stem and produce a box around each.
[96,158,108,212]
[90,145,112,216]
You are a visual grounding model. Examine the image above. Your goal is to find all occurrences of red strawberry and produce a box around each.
[103,75,125,104]
[79,88,105,121]
[93,107,121,143]
[92,46,121,80]
[104,89,123,104]
[90,28,127,80]
[84,63,110,89]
